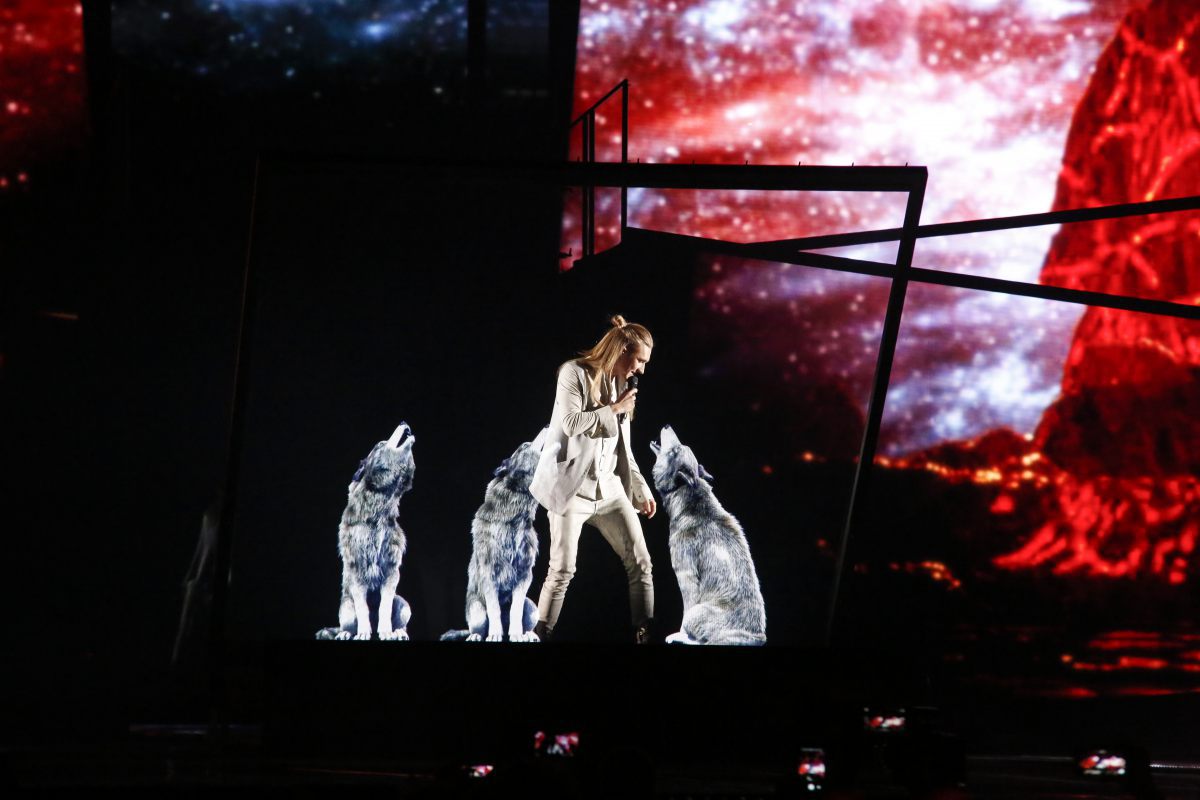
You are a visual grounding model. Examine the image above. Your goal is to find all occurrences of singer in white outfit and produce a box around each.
[529,315,657,643]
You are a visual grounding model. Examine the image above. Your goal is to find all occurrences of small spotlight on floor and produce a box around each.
[795,747,827,792]
[463,763,495,779]
[533,729,580,757]
[864,706,907,734]
[1079,749,1127,777]
[1076,744,1160,800]
[775,746,828,797]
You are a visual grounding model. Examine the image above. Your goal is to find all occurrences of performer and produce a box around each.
[530,315,657,643]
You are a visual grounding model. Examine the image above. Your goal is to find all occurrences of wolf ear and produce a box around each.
[493,458,511,477]
[698,463,714,484]
[650,440,661,455]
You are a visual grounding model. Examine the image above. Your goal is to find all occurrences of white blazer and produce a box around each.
[530,359,653,516]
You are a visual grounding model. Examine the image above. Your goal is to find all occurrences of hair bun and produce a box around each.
[611,314,627,328]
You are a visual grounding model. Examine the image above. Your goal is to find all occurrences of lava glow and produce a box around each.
[995,0,1200,583]
[995,473,1200,581]
[1061,630,1200,679]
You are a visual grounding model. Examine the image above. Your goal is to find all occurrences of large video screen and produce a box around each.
[559,0,1200,689]
[216,3,1200,689]
[569,0,1198,439]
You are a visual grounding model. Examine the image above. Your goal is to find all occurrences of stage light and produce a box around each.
[863,706,907,734]
[1079,749,1127,777]
[1075,745,1160,800]
[795,747,827,792]
[464,764,495,779]
[775,746,829,797]
[533,729,581,758]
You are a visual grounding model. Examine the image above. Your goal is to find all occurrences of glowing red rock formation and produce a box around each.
[996,0,1200,580]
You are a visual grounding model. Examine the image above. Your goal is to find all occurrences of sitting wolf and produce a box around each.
[650,425,767,646]
[442,429,551,643]
[315,422,415,641]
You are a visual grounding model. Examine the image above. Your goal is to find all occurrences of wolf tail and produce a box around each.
[713,630,767,647]
[439,629,471,641]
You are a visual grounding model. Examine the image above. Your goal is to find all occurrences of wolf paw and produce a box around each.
[511,631,540,643]
[335,630,354,641]
[353,632,372,641]
[379,630,409,641]
[665,631,697,645]
[486,633,504,642]
[466,633,483,642]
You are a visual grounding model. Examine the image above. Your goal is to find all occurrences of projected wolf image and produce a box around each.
[441,430,550,644]
[651,426,767,646]
[315,422,416,642]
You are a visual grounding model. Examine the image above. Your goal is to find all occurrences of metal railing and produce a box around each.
[567,79,628,258]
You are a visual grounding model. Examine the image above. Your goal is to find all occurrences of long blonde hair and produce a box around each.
[578,315,654,409]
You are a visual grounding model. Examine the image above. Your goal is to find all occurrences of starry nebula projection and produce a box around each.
[0,1,87,194]
[567,0,1139,454]
[113,0,469,97]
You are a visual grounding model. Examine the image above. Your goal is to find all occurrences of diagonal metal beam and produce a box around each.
[620,227,1200,323]
[825,171,927,646]
[620,226,895,277]
[746,194,1200,252]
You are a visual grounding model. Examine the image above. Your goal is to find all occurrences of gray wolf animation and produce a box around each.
[650,425,767,646]
[441,428,551,643]
[315,422,415,641]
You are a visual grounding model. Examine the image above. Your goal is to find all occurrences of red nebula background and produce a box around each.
[0,1,88,193]
[570,0,1200,591]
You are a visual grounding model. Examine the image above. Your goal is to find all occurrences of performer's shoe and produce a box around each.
[634,618,654,645]
[534,620,553,642]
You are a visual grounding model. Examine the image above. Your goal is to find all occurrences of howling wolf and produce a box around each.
[315,422,415,641]
[442,429,551,643]
[651,425,767,646]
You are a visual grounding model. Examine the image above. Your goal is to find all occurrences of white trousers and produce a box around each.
[537,493,654,629]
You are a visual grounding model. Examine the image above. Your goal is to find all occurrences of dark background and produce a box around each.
[2,0,589,736]
[3,0,852,742]
[8,5,1198,776]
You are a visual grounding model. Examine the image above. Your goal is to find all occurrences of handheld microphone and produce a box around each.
[619,375,638,424]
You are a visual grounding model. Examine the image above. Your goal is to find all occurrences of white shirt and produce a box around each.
[578,375,624,500]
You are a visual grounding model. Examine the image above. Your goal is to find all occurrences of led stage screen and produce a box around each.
[844,286,1200,695]
[563,0,1200,689]
[569,0,1200,449]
